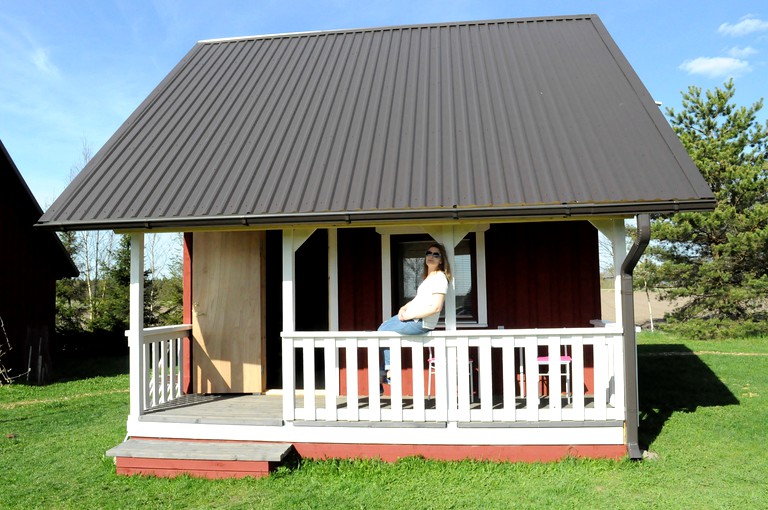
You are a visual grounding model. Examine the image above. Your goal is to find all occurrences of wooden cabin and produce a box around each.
[38,15,714,478]
[0,140,78,384]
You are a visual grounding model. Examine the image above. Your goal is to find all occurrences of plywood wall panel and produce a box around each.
[192,231,266,393]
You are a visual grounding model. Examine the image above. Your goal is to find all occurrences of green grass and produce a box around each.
[1,337,767,509]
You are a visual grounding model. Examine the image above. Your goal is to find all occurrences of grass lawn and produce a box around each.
[1,333,767,509]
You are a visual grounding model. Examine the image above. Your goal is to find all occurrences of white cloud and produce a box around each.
[678,57,752,78]
[726,45,758,58]
[30,47,60,78]
[718,15,768,37]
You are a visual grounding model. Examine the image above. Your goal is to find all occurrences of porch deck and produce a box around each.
[123,325,629,467]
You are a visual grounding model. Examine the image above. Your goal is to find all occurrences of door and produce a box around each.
[192,231,266,393]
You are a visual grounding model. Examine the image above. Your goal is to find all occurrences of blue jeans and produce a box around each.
[378,316,430,372]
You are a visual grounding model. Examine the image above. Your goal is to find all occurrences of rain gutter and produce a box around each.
[35,199,714,232]
[620,213,650,460]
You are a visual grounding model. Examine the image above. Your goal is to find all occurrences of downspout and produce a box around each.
[620,214,650,460]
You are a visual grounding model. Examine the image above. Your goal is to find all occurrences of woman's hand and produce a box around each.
[399,294,445,321]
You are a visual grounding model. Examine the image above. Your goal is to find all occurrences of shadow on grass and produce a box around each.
[52,354,129,381]
[637,344,738,449]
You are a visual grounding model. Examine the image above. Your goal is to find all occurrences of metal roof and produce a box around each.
[1,140,79,276]
[39,15,714,231]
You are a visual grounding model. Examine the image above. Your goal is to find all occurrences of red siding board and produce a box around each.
[116,457,275,479]
[293,443,626,463]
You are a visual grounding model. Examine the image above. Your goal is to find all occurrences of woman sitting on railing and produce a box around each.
[378,242,451,382]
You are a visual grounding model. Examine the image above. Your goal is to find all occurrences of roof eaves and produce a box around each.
[34,199,716,232]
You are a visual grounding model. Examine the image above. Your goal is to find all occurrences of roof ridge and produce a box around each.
[197,14,597,45]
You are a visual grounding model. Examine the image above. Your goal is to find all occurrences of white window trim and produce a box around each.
[376,225,489,330]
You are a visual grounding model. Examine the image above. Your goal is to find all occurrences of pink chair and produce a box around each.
[537,346,572,404]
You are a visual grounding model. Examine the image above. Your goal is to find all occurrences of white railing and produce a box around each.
[282,328,625,424]
[138,324,190,412]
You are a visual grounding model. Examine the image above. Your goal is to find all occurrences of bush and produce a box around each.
[659,317,768,340]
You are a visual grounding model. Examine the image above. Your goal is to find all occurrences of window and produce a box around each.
[391,234,478,324]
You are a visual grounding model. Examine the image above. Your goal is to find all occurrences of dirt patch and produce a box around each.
[600,290,681,327]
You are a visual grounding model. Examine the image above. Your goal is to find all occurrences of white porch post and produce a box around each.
[282,231,296,333]
[611,220,627,328]
[592,219,627,327]
[443,230,457,332]
[282,228,315,420]
[380,233,392,320]
[281,228,315,332]
[128,233,145,418]
[328,228,339,331]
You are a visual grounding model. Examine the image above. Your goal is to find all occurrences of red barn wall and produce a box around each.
[0,155,64,378]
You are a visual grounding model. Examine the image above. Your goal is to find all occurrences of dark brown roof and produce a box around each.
[1,140,78,277]
[39,15,714,231]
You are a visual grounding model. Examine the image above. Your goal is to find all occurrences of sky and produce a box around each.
[2,0,767,209]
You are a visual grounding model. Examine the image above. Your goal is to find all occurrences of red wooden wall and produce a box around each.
[0,144,77,379]
[485,221,601,328]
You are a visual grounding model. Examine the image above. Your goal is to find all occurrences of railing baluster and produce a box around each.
[501,343,516,421]
[411,341,425,421]
[141,341,150,410]
[478,338,493,422]
[570,336,586,421]
[324,337,338,421]
[159,339,168,404]
[545,336,562,419]
[302,337,316,420]
[366,337,381,421]
[174,337,181,399]
[611,332,625,420]
[151,342,160,407]
[344,337,359,422]
[389,337,403,421]
[434,337,448,422]
[456,336,471,422]
[282,335,295,421]
[168,338,176,399]
[525,337,539,421]
[592,338,608,420]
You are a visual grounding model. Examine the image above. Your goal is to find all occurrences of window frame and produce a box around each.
[376,225,488,329]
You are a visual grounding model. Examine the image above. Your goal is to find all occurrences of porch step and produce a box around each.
[106,439,294,479]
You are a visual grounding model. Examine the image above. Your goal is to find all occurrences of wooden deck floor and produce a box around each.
[140,393,586,426]
[142,394,286,426]
[141,393,446,426]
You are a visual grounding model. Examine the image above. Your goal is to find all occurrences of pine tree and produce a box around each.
[650,80,768,330]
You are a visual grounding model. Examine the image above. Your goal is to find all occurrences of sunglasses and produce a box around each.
[425,251,442,258]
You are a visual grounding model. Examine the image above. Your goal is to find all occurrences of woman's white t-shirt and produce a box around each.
[409,271,449,329]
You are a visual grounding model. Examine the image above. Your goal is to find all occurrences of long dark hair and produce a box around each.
[423,242,452,282]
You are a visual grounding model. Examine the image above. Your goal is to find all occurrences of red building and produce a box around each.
[0,140,78,383]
